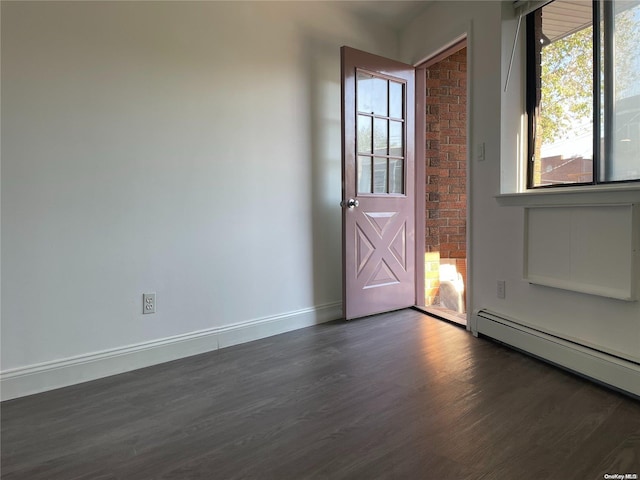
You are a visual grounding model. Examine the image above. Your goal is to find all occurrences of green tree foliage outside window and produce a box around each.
[530,0,640,186]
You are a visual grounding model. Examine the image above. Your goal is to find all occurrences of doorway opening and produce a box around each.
[420,42,468,326]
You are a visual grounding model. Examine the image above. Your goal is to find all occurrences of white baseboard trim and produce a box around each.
[0,302,342,401]
[475,309,640,397]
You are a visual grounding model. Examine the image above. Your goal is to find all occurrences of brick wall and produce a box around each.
[425,47,467,259]
[424,47,467,308]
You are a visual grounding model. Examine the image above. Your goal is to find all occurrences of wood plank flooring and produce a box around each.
[2,309,639,479]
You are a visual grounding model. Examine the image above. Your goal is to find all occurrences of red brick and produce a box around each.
[439,160,460,169]
[439,210,460,218]
[448,219,465,227]
[428,87,447,96]
[450,166,467,176]
[441,128,461,136]
[438,61,459,71]
[441,144,460,153]
[451,177,465,186]
[426,132,439,140]
[440,112,460,120]
[440,193,460,202]
[440,201,465,209]
[425,218,440,228]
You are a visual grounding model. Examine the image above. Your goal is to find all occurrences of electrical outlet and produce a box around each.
[143,293,156,314]
[497,280,506,299]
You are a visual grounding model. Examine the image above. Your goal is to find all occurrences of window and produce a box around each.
[356,71,406,195]
[527,0,640,188]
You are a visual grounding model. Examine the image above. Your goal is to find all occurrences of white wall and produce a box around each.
[4,0,637,400]
[401,2,640,367]
[1,1,399,397]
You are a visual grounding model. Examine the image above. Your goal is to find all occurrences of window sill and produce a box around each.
[496,183,640,207]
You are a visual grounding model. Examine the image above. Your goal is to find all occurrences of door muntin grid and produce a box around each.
[356,70,406,195]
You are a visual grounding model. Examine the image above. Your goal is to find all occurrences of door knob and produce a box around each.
[340,198,359,209]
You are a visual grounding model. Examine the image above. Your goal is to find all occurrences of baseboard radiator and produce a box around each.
[474,309,640,398]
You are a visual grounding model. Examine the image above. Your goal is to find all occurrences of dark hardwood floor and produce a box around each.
[2,309,639,479]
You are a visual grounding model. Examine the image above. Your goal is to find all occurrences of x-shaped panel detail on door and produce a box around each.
[354,209,407,290]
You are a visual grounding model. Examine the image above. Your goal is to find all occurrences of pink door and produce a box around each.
[341,47,416,320]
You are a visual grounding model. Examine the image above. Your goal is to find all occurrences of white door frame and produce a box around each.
[413,34,473,332]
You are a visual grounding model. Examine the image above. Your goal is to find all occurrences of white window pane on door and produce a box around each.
[357,72,373,113]
[389,159,404,194]
[374,118,388,156]
[389,120,403,157]
[389,81,403,119]
[357,115,372,154]
[358,156,373,194]
[373,157,388,194]
[372,78,388,116]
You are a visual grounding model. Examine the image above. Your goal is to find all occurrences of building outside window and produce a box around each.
[527,0,640,188]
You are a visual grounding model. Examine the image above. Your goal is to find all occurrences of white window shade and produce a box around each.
[513,0,554,17]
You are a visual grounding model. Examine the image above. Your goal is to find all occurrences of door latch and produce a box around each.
[340,199,359,209]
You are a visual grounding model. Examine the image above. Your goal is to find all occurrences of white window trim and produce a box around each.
[496,182,640,207]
